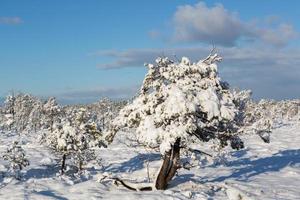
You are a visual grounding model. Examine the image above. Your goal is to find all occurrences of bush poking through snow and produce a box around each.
[41,97,63,132]
[225,184,255,200]
[46,108,106,174]
[3,141,30,179]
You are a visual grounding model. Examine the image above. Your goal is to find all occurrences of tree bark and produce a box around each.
[78,160,83,172]
[155,148,171,190]
[61,154,66,175]
[155,138,181,190]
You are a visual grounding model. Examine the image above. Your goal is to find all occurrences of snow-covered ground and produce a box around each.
[0,120,299,200]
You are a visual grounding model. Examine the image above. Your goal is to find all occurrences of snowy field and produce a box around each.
[0,120,299,200]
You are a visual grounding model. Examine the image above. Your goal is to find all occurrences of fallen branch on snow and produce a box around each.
[113,177,154,191]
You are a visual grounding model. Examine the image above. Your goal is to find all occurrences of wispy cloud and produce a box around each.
[55,86,139,104]
[256,23,297,47]
[171,2,297,47]
[0,17,23,25]
[95,46,300,69]
[148,29,161,39]
[95,49,177,69]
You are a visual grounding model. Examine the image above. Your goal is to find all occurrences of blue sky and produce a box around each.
[1,0,300,103]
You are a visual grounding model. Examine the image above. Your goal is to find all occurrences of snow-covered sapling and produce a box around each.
[2,93,44,132]
[3,94,16,130]
[41,97,62,132]
[3,141,30,179]
[46,108,106,174]
[106,52,267,190]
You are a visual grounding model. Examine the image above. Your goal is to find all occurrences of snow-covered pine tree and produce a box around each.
[3,94,16,130]
[239,98,299,143]
[41,97,62,132]
[14,94,38,132]
[93,98,118,130]
[2,93,44,132]
[4,94,16,118]
[0,107,4,131]
[46,108,106,174]
[3,113,14,131]
[3,141,30,179]
[27,99,43,132]
[105,52,263,190]
[232,89,271,143]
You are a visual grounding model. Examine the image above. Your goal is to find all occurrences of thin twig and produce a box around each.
[188,148,213,157]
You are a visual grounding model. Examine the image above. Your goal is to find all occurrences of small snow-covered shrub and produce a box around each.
[41,97,63,132]
[84,98,126,130]
[3,141,30,179]
[46,108,106,174]
[2,95,16,130]
[1,93,46,133]
[0,92,125,135]
[238,98,300,143]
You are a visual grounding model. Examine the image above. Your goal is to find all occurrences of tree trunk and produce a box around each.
[155,138,181,190]
[50,119,53,132]
[61,154,66,175]
[112,138,182,191]
[102,117,105,130]
[78,160,83,172]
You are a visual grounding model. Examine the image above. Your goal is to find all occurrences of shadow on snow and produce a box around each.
[103,153,161,173]
[24,163,61,180]
[168,149,300,188]
[210,149,300,182]
[33,190,68,200]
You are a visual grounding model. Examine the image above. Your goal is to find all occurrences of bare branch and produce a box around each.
[188,148,213,157]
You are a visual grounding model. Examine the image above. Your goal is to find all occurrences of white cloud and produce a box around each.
[256,23,298,47]
[173,2,248,46]
[171,2,298,47]
[0,17,23,25]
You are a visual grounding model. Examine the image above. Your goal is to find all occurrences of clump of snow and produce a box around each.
[39,157,54,166]
[226,184,254,200]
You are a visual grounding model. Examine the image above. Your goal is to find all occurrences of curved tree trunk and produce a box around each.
[78,160,83,172]
[113,138,182,191]
[155,138,181,190]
